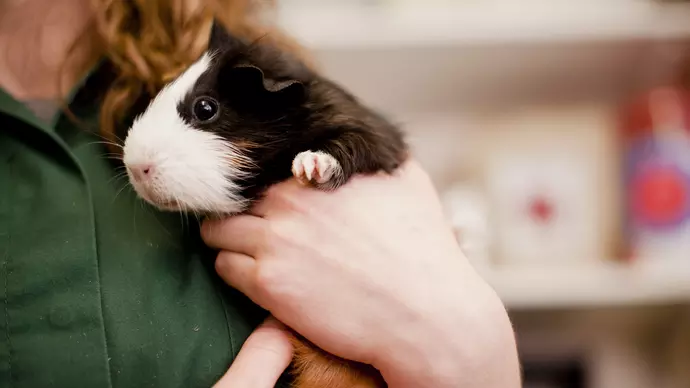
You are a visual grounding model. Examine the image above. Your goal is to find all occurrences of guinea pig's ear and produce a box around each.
[236,64,305,96]
[222,63,307,105]
[208,19,245,53]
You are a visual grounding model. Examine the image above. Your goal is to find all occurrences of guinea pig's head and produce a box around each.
[122,21,313,215]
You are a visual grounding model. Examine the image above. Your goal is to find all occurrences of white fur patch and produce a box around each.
[123,51,251,214]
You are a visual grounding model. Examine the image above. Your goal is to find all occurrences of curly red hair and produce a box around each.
[62,0,311,145]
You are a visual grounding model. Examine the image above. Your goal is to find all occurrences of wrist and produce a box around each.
[372,269,520,388]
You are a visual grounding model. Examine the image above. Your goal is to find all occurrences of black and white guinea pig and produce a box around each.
[122,21,408,215]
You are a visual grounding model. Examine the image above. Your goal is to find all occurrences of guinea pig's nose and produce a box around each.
[128,163,154,182]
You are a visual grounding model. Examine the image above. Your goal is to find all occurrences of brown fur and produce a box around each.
[289,335,387,388]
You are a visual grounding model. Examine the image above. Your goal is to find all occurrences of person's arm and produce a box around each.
[203,160,521,388]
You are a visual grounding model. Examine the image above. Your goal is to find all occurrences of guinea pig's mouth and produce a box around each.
[132,184,182,212]
[145,196,182,212]
[154,198,182,211]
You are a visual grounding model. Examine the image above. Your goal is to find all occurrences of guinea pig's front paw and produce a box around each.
[292,151,343,189]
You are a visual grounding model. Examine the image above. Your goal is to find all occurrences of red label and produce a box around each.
[630,165,688,226]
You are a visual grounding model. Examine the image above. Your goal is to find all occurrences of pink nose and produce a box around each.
[128,164,154,182]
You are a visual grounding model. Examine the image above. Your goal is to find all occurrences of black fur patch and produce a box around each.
[178,21,408,203]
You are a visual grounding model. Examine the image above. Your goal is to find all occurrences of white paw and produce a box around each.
[292,151,342,186]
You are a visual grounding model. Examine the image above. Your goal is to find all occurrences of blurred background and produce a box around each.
[273,0,690,387]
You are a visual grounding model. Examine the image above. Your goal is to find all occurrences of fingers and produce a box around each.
[248,179,305,218]
[214,251,263,306]
[202,215,268,255]
[213,316,294,388]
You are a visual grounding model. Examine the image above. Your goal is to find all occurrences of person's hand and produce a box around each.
[213,316,293,388]
[202,160,520,388]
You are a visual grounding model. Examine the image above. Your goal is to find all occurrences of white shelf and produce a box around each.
[476,261,690,309]
[277,1,690,50]
[274,1,690,114]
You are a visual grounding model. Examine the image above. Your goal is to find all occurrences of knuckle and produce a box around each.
[265,220,290,245]
[255,264,280,295]
[266,183,306,210]
[265,183,292,202]
[255,221,271,247]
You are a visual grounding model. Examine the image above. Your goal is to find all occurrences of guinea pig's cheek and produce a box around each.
[123,118,251,213]
[149,132,251,213]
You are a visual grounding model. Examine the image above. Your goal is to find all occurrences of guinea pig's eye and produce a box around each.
[192,97,219,122]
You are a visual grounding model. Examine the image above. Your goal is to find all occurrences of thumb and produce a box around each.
[213,316,294,388]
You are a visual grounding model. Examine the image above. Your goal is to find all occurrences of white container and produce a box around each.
[478,105,616,266]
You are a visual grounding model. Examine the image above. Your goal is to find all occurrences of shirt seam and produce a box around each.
[81,163,115,388]
[213,280,236,358]
[3,239,11,388]
[4,158,14,387]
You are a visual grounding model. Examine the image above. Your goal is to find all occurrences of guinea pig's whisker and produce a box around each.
[181,211,188,231]
[112,133,125,145]
[252,115,288,125]
[103,154,124,162]
[177,204,188,231]
[92,129,125,146]
[144,202,174,238]
[132,200,141,236]
[87,140,124,150]
[250,139,288,149]
[191,209,201,223]
[172,193,194,231]
[156,160,255,177]
[107,171,130,186]
[112,182,132,204]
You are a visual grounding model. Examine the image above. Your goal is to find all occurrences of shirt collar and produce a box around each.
[0,58,108,133]
[0,88,54,132]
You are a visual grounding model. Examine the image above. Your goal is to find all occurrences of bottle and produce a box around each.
[619,87,690,262]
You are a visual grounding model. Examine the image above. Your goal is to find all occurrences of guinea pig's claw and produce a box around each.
[292,151,341,188]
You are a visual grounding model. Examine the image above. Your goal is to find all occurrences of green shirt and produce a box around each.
[0,63,280,387]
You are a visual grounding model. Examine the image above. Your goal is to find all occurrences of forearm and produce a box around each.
[373,267,521,388]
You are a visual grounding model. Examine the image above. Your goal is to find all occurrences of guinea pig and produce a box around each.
[122,20,408,388]
[123,21,407,216]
